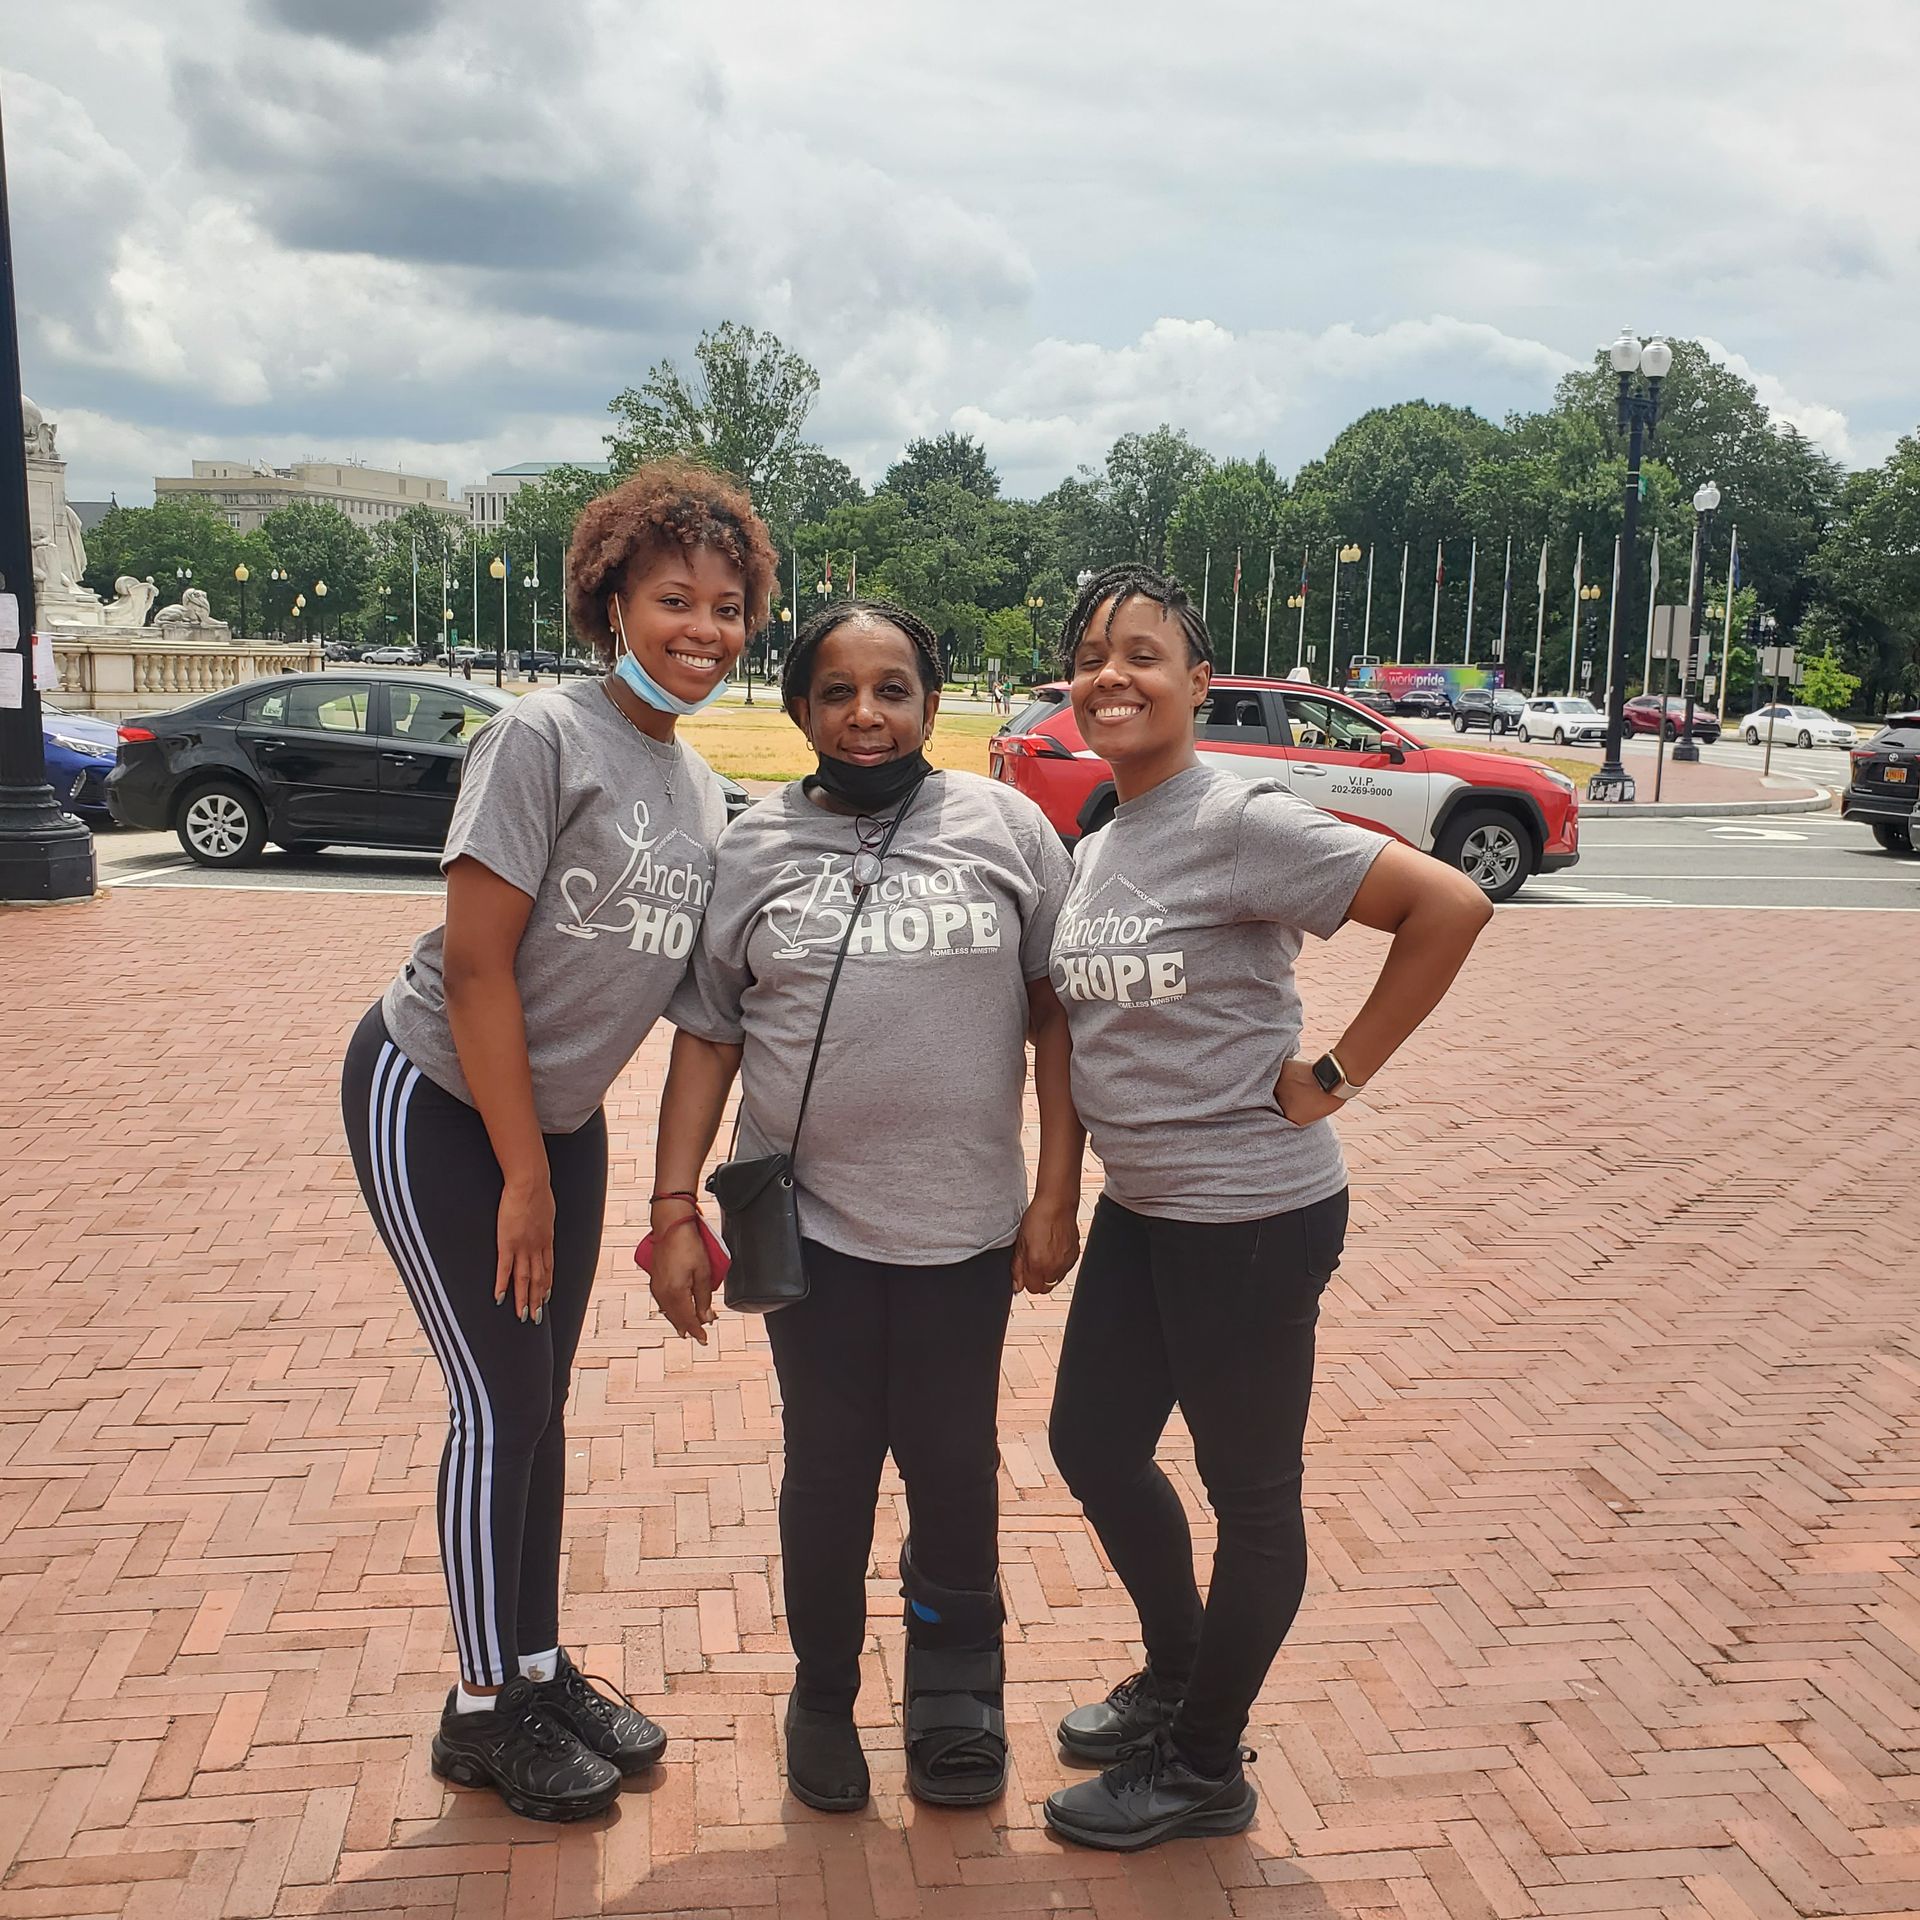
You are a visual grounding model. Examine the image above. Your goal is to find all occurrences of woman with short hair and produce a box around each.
[650,598,1081,1814]
[1041,564,1493,1852]
[340,461,775,1822]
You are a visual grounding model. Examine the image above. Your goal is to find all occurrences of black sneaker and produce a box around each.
[430,1676,621,1822]
[1056,1667,1182,1764]
[530,1650,668,1775]
[783,1690,870,1813]
[1044,1728,1257,1852]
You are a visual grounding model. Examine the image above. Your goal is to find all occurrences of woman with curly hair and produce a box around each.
[339,460,775,1822]
[649,599,1082,1815]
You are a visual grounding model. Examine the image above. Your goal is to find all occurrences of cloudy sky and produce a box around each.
[10,0,1915,504]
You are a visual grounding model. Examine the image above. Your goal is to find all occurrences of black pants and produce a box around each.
[767,1239,1014,1712]
[341,1004,608,1686]
[1048,1190,1348,1775]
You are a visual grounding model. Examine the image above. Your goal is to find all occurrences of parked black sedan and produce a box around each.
[1392,687,1454,719]
[109,671,751,867]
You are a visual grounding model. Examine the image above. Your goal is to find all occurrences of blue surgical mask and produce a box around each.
[610,602,732,716]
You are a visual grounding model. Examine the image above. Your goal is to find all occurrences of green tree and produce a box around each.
[881,432,999,512]
[607,322,824,533]
[258,501,373,642]
[1796,635,1863,714]
[81,497,257,624]
[787,446,866,531]
[1167,458,1287,661]
[1102,426,1213,567]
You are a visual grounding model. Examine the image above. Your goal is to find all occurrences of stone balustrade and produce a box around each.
[51,634,325,716]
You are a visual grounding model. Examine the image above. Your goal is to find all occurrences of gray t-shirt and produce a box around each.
[670,771,1072,1265]
[383,678,729,1133]
[1050,764,1386,1223]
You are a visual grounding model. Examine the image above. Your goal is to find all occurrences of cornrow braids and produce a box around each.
[1056,563,1214,679]
[781,597,946,715]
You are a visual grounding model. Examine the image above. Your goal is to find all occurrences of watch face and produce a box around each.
[1312,1053,1343,1095]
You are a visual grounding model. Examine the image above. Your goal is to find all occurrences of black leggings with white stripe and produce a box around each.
[341,1003,607,1687]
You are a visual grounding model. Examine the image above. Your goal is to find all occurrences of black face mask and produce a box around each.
[804,749,931,814]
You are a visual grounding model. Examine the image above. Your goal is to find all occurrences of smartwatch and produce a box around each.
[1310,1050,1366,1101]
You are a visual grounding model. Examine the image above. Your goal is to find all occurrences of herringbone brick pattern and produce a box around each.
[2,888,1916,1918]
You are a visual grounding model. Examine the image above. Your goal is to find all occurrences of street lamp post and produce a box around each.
[1590,328,1672,803]
[1331,542,1361,682]
[489,555,507,687]
[1286,592,1306,672]
[1025,594,1046,682]
[1757,611,1782,776]
[1580,583,1603,693]
[1673,480,1721,763]
[233,563,249,638]
[312,580,327,648]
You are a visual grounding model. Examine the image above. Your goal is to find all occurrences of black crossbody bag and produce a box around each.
[705,780,923,1313]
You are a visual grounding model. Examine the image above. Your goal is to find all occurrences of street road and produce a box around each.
[91,807,1918,910]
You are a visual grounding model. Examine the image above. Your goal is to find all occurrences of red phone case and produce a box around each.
[635,1212,731,1290]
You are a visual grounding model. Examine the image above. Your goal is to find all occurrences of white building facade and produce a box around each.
[155,460,468,533]
[462,461,610,533]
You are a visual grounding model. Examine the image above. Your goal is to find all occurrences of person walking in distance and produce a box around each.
[649,599,1082,1814]
[339,463,775,1820]
[1041,564,1492,1851]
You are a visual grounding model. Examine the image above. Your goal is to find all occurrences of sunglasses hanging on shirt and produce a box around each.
[852,812,892,889]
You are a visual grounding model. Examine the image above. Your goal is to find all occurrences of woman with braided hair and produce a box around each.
[650,598,1082,1813]
[1040,563,1492,1851]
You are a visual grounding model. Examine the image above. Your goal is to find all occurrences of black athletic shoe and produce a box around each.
[783,1690,870,1813]
[430,1677,621,1822]
[530,1650,667,1775]
[1044,1728,1257,1852]
[1056,1667,1182,1764]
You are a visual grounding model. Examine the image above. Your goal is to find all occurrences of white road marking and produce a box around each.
[1707,825,1810,842]
[109,876,443,896]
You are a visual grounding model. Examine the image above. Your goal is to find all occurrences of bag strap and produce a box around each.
[723,776,926,1168]
[787,777,924,1167]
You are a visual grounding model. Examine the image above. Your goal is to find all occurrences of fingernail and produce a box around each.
[533,1306,544,1325]
[518,1306,527,1322]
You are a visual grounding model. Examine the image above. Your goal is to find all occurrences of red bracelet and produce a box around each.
[649,1190,699,1207]
[654,1214,702,1240]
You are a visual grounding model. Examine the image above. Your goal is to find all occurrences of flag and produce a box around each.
[1435,542,1445,588]
[1649,531,1660,599]
[1297,554,1309,598]
[1232,550,1242,597]
[1729,534,1741,591]
[1537,539,1549,592]
[824,555,833,589]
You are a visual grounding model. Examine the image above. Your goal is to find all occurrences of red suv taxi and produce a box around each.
[990,677,1580,903]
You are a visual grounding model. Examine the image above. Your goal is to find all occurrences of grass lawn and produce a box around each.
[681,706,1001,782]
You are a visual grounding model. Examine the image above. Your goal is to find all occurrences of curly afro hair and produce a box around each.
[565,458,778,660]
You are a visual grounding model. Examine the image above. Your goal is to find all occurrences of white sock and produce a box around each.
[454,1682,498,1715]
[519,1648,559,1684]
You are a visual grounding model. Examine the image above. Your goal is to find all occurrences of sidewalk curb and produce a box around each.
[1584,786,1833,820]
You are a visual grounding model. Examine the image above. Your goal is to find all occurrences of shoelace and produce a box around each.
[556,1656,641,1725]
[1106,1668,1153,1709]
[1107,1731,1170,1793]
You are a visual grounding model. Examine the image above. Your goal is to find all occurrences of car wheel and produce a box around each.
[1663,721,1678,740]
[1871,822,1914,854]
[1436,807,1531,905]
[1451,715,1467,733]
[1797,729,1812,748]
[1552,727,1566,745]
[1745,727,1760,744]
[1517,726,1531,743]
[177,781,267,867]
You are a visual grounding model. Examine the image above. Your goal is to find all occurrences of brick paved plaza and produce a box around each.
[3,889,1917,1919]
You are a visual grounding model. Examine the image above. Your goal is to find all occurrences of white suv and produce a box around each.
[1517,697,1607,745]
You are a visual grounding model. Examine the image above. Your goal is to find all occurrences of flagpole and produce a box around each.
[1497,533,1512,670]
[1362,544,1375,656]
[1395,542,1408,664]
[1229,547,1242,673]
[1261,545,1276,677]
[1642,531,1661,693]
[410,534,419,652]
[1429,541,1442,664]
[470,539,478,662]
[1294,548,1308,668]
[1566,533,1584,696]
[1201,549,1211,621]
[1531,538,1548,696]
[1721,527,1741,720]
[1463,537,1478,664]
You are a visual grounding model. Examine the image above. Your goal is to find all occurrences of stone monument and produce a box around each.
[25,398,229,642]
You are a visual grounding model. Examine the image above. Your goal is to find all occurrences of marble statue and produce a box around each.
[110,575,158,625]
[153,586,217,629]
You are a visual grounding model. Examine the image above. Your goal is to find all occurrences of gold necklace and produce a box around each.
[600,676,679,802]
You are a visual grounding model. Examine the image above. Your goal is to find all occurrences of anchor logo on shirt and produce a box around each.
[555,799,711,954]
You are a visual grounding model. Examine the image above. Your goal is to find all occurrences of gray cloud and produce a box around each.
[251,0,444,47]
